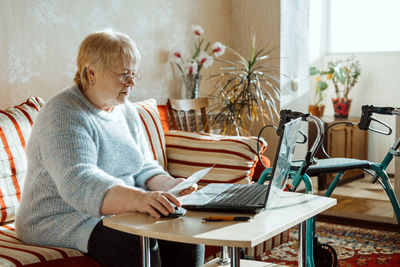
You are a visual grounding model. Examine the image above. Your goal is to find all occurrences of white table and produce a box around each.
[103,192,336,267]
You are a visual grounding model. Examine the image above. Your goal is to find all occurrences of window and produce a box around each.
[329,0,400,53]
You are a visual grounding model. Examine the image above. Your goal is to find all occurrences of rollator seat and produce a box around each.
[291,158,372,176]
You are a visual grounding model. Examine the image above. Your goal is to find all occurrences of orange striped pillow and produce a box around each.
[165,130,267,186]
[132,99,167,170]
[0,97,44,224]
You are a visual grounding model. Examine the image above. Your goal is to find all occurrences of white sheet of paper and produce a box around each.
[168,165,214,196]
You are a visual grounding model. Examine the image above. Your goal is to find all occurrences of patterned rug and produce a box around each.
[258,222,400,266]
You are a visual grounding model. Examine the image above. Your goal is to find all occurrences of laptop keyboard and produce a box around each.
[207,184,269,206]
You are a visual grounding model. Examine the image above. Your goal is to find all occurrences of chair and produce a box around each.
[167,98,209,133]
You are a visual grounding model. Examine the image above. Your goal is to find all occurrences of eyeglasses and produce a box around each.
[107,68,141,84]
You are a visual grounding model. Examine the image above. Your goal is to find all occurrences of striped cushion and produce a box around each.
[132,99,167,170]
[0,97,44,224]
[165,130,267,186]
[0,224,101,266]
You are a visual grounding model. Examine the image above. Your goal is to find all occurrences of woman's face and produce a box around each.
[87,57,138,111]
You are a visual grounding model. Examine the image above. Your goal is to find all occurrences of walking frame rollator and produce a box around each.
[257,105,400,267]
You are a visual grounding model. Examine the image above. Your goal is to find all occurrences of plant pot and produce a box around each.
[308,105,325,118]
[332,98,352,118]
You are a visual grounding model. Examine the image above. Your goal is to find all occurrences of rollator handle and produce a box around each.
[278,110,309,136]
[374,107,395,115]
[360,105,394,119]
[358,105,394,135]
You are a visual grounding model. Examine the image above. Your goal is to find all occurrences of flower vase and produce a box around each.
[183,74,201,99]
[332,98,352,118]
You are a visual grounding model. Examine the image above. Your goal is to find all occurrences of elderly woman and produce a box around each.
[15,30,204,267]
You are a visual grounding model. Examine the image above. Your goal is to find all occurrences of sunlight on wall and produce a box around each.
[308,0,324,63]
[329,0,400,52]
[280,0,309,104]
[308,0,400,174]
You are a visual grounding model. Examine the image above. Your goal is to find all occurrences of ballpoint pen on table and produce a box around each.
[201,216,251,221]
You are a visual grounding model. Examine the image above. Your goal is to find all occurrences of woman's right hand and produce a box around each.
[101,185,181,218]
[131,190,181,218]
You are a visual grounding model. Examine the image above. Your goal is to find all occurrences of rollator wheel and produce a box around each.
[313,242,338,267]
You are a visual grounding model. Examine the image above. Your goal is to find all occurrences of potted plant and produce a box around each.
[328,56,361,118]
[311,56,361,118]
[308,66,329,118]
[207,36,280,136]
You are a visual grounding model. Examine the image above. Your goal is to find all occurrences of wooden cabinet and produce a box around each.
[308,116,368,190]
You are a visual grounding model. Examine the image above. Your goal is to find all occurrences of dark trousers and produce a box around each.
[87,220,205,267]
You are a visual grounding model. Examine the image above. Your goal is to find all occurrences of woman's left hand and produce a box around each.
[172,178,198,197]
[145,174,197,196]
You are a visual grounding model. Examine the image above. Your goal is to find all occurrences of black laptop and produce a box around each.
[181,117,302,214]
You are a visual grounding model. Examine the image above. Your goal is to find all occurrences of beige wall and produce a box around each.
[1,0,205,106]
[231,0,281,161]
[1,0,280,105]
[1,0,281,159]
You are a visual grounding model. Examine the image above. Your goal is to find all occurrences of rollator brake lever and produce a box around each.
[368,117,392,135]
[297,130,307,144]
[392,109,400,116]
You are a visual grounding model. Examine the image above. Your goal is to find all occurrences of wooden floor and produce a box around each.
[327,195,393,217]
[314,193,399,231]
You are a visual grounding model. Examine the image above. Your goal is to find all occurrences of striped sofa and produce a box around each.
[0,97,288,266]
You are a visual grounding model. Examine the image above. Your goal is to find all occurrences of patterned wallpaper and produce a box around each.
[0,0,204,107]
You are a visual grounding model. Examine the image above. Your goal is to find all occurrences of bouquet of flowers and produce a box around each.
[171,25,225,98]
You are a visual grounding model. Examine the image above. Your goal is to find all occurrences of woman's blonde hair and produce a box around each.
[74,29,140,90]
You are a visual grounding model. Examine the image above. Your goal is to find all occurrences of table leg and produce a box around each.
[299,219,316,267]
[218,246,230,265]
[140,236,150,267]
[229,247,241,267]
[298,221,306,267]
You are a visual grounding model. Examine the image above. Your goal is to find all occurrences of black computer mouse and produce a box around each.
[164,205,187,218]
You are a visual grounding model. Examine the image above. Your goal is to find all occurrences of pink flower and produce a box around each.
[192,25,204,36]
[198,51,214,68]
[211,42,226,57]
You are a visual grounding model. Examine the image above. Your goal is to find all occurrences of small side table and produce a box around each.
[103,192,336,267]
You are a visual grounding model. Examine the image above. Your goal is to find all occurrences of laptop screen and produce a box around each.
[265,117,302,209]
[180,116,302,214]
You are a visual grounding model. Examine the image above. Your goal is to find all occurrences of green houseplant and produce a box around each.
[328,56,361,118]
[308,66,329,117]
[207,36,280,136]
[310,56,361,118]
